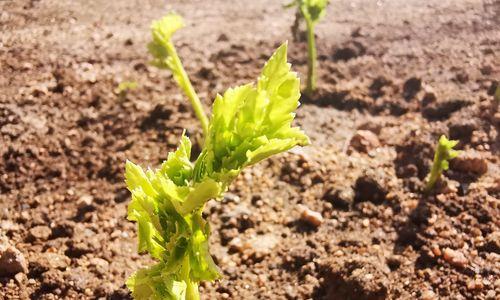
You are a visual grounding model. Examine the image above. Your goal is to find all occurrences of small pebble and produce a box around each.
[299,205,323,227]
[431,244,442,257]
[442,248,467,268]
[77,194,94,210]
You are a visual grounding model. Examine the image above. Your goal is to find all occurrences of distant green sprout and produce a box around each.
[116,81,138,98]
[425,135,459,192]
[148,13,209,136]
[286,0,329,95]
[125,12,309,300]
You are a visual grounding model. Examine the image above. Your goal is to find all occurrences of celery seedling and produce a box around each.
[125,13,309,300]
[148,13,209,136]
[116,80,138,99]
[286,0,329,95]
[425,135,459,192]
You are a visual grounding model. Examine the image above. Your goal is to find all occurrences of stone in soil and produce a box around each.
[88,257,110,276]
[0,238,28,276]
[442,248,468,268]
[298,205,324,227]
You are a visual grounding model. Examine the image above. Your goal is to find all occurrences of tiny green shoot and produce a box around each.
[286,0,329,95]
[425,135,459,192]
[125,13,309,300]
[116,80,138,98]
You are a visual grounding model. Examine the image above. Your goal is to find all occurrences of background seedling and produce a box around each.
[115,80,138,99]
[425,135,459,192]
[125,13,309,300]
[286,0,329,95]
[148,13,209,135]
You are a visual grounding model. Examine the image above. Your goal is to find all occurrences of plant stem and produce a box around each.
[181,256,200,300]
[425,167,439,192]
[305,21,317,95]
[425,147,444,192]
[166,43,209,136]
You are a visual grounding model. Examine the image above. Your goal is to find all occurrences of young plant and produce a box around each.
[148,13,209,135]
[425,135,459,192]
[125,13,309,300]
[286,0,329,95]
[116,80,138,99]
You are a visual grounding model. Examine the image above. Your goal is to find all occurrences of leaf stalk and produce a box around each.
[165,43,209,136]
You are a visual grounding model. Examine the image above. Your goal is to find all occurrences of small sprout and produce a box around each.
[115,80,138,98]
[125,13,309,300]
[148,13,209,136]
[286,0,329,95]
[425,135,459,192]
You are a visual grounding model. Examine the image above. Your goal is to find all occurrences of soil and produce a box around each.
[1,0,499,299]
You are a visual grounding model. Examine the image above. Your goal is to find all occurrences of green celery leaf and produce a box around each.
[160,133,193,186]
[195,42,309,185]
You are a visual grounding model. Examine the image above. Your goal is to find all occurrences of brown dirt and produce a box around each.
[1,0,499,299]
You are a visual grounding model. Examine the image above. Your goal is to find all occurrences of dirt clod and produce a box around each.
[317,255,390,300]
[28,225,52,241]
[450,150,488,175]
[348,130,381,153]
[30,252,70,273]
[88,257,110,276]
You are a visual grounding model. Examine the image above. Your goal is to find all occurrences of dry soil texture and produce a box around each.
[0,0,499,299]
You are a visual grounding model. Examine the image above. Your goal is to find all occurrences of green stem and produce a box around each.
[166,42,209,136]
[181,256,200,300]
[305,21,317,95]
[425,167,440,192]
[425,149,444,192]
